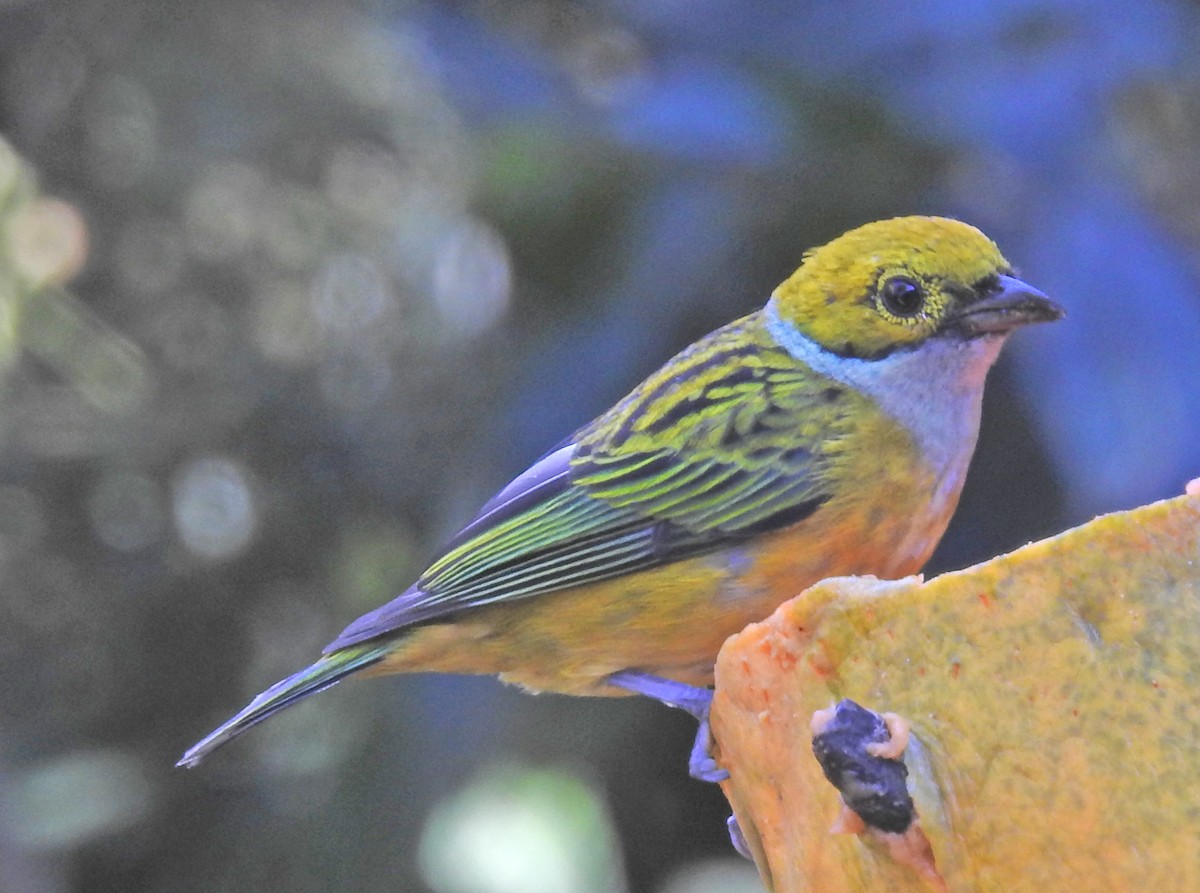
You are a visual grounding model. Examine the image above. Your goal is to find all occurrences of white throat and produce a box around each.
[763,295,1005,476]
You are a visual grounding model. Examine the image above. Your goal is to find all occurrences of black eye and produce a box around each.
[879,276,925,317]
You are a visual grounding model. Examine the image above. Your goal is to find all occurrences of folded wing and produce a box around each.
[325,323,837,652]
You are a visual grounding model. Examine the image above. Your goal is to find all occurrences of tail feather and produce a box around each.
[177,644,389,768]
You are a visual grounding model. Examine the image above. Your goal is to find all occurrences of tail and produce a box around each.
[176,643,390,768]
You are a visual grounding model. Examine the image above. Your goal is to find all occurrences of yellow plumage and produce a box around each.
[179,216,1062,766]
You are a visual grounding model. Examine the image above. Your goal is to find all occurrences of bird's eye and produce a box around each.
[879,276,925,317]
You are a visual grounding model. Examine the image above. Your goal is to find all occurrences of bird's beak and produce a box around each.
[948,274,1065,336]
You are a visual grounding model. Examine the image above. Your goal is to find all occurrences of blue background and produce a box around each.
[0,1,1196,891]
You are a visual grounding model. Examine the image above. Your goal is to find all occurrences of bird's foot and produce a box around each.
[727,815,752,860]
[607,670,729,783]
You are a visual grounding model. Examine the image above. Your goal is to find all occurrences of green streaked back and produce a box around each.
[325,311,843,651]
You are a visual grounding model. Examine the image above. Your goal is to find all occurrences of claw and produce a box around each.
[688,714,729,782]
[727,815,752,860]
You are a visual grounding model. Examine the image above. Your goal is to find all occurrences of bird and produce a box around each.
[178,215,1062,770]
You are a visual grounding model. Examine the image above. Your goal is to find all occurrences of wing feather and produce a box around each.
[324,314,842,652]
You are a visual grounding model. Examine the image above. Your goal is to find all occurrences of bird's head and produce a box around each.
[771,216,1063,359]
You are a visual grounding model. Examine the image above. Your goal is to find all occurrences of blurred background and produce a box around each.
[0,0,1198,891]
